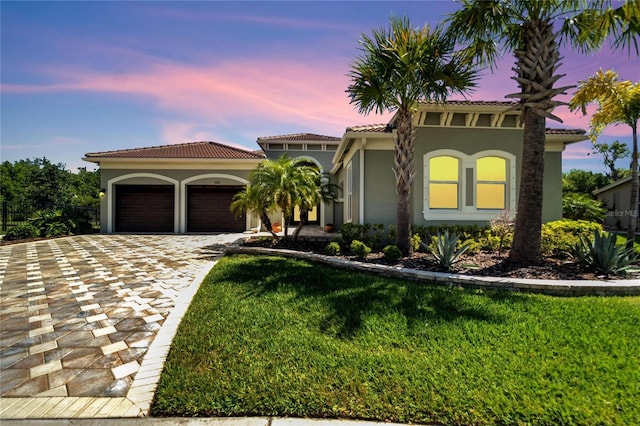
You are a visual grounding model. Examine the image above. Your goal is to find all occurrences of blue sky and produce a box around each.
[1,1,638,174]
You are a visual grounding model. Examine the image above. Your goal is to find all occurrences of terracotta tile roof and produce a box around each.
[84,141,265,159]
[257,133,341,143]
[346,124,391,133]
[346,124,586,135]
[545,128,587,135]
[419,100,517,107]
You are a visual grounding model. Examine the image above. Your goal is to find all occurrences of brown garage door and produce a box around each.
[115,185,174,232]
[187,186,245,232]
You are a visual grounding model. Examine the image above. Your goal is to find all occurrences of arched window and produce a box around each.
[476,156,507,209]
[428,156,460,209]
[424,150,516,220]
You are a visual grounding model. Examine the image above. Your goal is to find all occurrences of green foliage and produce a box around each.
[2,223,39,241]
[562,169,609,195]
[573,229,639,276]
[339,223,394,250]
[541,219,602,256]
[592,140,631,181]
[349,240,371,259]
[382,245,403,262]
[324,242,341,256]
[562,193,607,222]
[490,210,514,256]
[30,210,75,237]
[411,233,422,252]
[154,254,640,425]
[423,230,472,271]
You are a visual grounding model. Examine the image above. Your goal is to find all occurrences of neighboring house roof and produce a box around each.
[84,141,265,160]
[593,176,634,195]
[257,133,340,143]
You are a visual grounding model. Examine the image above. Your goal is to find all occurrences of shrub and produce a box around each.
[490,210,514,256]
[30,209,75,237]
[423,230,471,271]
[562,193,607,222]
[340,223,395,250]
[541,219,601,256]
[350,240,371,259]
[411,233,422,252]
[324,241,341,256]
[2,223,39,241]
[572,229,639,276]
[382,245,403,262]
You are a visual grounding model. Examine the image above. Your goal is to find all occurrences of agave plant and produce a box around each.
[572,230,639,277]
[423,230,472,271]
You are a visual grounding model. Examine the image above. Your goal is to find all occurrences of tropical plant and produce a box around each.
[247,155,321,239]
[562,193,608,222]
[347,16,477,255]
[231,184,277,237]
[569,69,640,248]
[572,229,639,276]
[446,0,639,263]
[30,209,75,237]
[541,219,602,256]
[423,230,472,271]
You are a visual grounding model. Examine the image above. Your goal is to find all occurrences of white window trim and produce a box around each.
[346,161,353,223]
[423,149,516,221]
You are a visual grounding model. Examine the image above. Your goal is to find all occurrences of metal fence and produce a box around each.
[1,201,100,232]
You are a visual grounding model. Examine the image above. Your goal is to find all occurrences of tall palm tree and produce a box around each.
[569,69,640,247]
[347,16,477,255]
[250,154,321,238]
[445,0,639,263]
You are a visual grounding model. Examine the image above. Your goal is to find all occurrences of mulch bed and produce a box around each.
[243,237,639,281]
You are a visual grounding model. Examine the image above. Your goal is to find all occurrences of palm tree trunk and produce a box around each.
[394,109,415,256]
[626,122,638,248]
[260,211,279,238]
[292,210,307,242]
[511,110,546,264]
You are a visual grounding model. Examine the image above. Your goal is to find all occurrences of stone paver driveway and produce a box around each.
[0,233,245,418]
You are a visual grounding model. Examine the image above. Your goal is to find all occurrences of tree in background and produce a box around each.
[1,158,100,208]
[347,16,476,255]
[446,0,639,263]
[569,69,640,248]
[591,140,631,182]
[562,169,609,195]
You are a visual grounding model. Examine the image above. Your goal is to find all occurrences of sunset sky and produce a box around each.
[2,1,638,173]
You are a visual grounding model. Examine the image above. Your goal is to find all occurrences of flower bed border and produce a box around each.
[225,244,640,297]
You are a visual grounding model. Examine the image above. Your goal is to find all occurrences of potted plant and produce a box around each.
[272,222,282,233]
[324,223,334,233]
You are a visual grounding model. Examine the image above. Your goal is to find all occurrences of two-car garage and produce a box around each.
[114,184,246,233]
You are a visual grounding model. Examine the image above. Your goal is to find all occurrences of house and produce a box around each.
[593,176,640,231]
[83,101,588,234]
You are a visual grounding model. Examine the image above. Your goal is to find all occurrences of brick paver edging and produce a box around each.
[225,245,640,297]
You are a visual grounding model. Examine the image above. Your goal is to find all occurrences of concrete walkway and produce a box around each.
[0,234,246,419]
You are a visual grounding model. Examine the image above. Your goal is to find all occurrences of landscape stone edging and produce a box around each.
[224,244,640,297]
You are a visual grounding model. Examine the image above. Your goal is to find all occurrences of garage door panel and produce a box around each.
[116,185,174,232]
[188,186,245,232]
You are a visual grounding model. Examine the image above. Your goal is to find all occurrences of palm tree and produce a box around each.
[569,69,640,248]
[250,154,321,239]
[445,0,638,263]
[230,183,278,238]
[347,16,477,255]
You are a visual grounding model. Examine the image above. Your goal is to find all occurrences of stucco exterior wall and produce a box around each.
[597,180,640,231]
[98,168,255,233]
[341,126,566,228]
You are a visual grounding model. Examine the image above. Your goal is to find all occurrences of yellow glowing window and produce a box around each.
[429,156,459,209]
[477,157,506,209]
[294,205,318,221]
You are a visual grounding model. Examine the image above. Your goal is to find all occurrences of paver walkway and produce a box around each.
[0,233,246,419]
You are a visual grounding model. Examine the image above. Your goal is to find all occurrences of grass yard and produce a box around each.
[152,255,640,425]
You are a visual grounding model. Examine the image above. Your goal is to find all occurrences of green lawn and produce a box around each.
[152,254,640,425]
